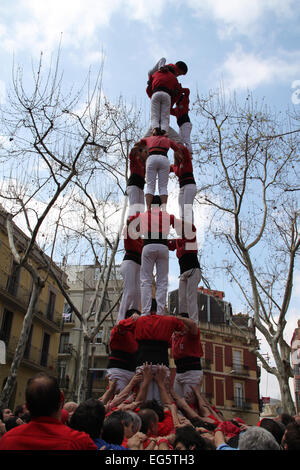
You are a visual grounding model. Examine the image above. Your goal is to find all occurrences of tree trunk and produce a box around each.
[278,371,296,415]
[76,334,90,403]
[0,280,43,408]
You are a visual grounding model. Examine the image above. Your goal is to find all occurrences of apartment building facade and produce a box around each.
[0,210,67,409]
[57,264,123,400]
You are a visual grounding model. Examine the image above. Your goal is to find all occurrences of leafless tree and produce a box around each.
[0,46,146,406]
[193,89,300,414]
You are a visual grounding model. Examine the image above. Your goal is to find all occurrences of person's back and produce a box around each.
[238,426,280,450]
[151,68,180,100]
[0,417,97,450]
[0,372,97,451]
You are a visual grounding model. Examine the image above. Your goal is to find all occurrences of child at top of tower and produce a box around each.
[146,58,188,136]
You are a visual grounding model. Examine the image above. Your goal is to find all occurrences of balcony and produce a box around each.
[229,364,250,377]
[0,267,30,312]
[232,397,252,410]
[5,335,57,372]
[58,343,73,355]
[0,266,62,332]
[89,342,108,356]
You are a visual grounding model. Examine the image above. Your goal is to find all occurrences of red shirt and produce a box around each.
[157,409,175,436]
[151,69,182,102]
[140,135,179,155]
[0,417,97,450]
[135,314,184,343]
[171,328,203,360]
[168,225,198,259]
[110,317,138,355]
[170,146,194,178]
[124,229,143,254]
[129,208,179,241]
[171,88,190,118]
[129,149,146,178]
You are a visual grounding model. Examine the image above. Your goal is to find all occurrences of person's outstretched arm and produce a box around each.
[107,372,142,408]
[134,363,154,405]
[98,380,117,405]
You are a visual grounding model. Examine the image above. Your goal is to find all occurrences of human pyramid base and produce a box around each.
[0,59,297,452]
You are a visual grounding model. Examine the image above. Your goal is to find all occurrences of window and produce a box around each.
[6,261,20,296]
[59,333,71,354]
[46,291,56,320]
[233,350,243,373]
[40,333,50,367]
[62,303,73,323]
[95,329,103,344]
[234,382,244,408]
[0,309,13,346]
[24,325,33,359]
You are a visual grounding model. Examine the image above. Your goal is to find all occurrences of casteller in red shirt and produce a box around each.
[135,314,185,368]
[0,416,97,450]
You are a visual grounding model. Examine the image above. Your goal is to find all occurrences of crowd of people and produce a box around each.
[1,58,299,453]
[1,371,300,451]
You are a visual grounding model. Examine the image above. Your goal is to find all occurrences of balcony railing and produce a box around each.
[5,334,57,371]
[89,342,108,356]
[229,364,250,376]
[58,343,73,355]
[0,266,62,330]
[233,397,252,410]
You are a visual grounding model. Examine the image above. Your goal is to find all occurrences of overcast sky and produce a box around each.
[1,0,300,401]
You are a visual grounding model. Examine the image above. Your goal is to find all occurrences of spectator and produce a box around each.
[138,408,159,437]
[4,416,23,432]
[107,410,138,441]
[275,413,296,427]
[63,401,78,424]
[14,404,28,420]
[258,418,285,446]
[127,410,142,435]
[174,425,212,450]
[70,398,145,450]
[281,422,300,450]
[238,426,280,450]
[102,417,126,447]
[0,372,97,450]
[0,408,13,422]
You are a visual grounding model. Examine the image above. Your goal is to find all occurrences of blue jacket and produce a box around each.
[93,438,128,451]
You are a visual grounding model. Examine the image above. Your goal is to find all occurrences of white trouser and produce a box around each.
[178,183,197,223]
[117,260,141,322]
[126,185,145,216]
[144,125,182,144]
[178,267,201,323]
[136,365,169,404]
[140,243,169,315]
[145,154,170,196]
[179,121,193,153]
[106,368,135,395]
[174,369,203,404]
[151,91,171,132]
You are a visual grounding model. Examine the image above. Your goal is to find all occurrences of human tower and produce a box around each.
[106,58,203,405]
